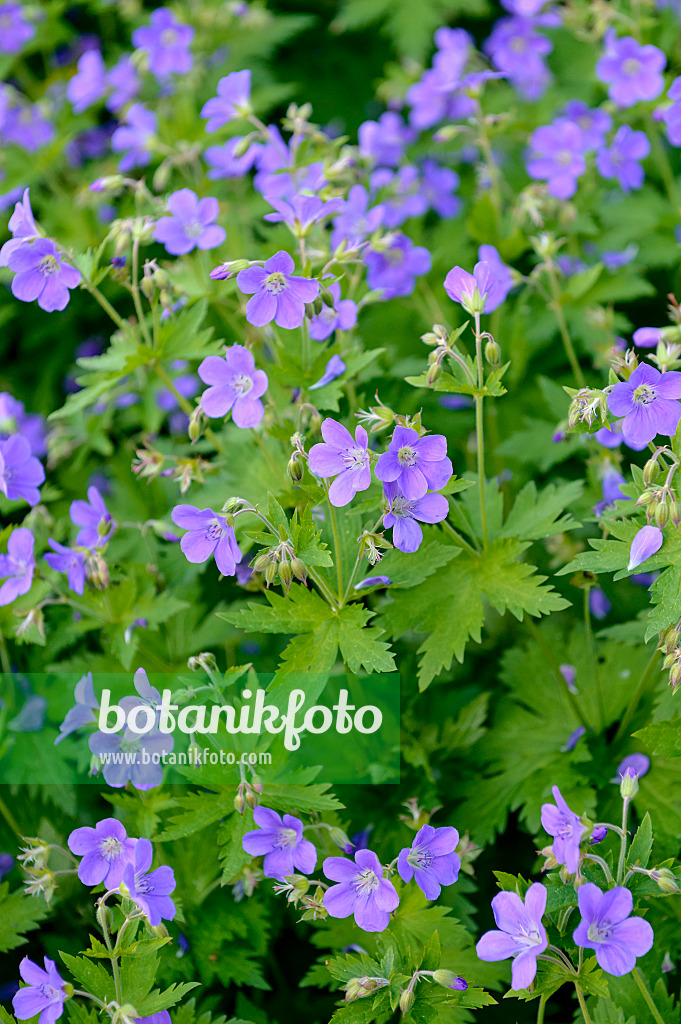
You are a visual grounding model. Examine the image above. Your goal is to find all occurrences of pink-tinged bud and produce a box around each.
[628,525,663,571]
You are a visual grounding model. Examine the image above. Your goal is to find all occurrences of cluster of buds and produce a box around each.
[298,883,328,921]
[356,393,396,434]
[566,386,608,431]
[657,618,681,692]
[233,777,261,814]
[18,837,57,903]
[86,550,110,590]
[398,797,442,831]
[252,533,308,590]
[399,968,467,1012]
[132,439,165,480]
[637,448,681,530]
[160,456,211,494]
[608,345,638,378]
[344,976,389,1003]
[630,865,681,894]
[271,873,311,906]
[356,529,391,566]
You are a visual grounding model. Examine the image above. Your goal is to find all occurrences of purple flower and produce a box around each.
[561,100,612,149]
[661,78,681,146]
[67,51,107,113]
[0,852,13,880]
[309,282,357,341]
[397,824,460,900]
[589,587,612,619]
[2,102,54,151]
[70,486,114,548]
[68,818,136,887]
[0,188,40,267]
[153,189,225,256]
[106,55,140,112]
[540,785,586,874]
[122,838,176,925]
[484,17,552,100]
[628,524,664,571]
[131,8,193,78]
[198,345,268,427]
[375,426,452,500]
[594,468,627,517]
[236,251,319,329]
[444,256,511,315]
[136,1014,171,1024]
[382,481,449,554]
[608,363,681,445]
[205,137,260,179]
[308,419,371,507]
[0,527,34,605]
[170,504,241,575]
[420,160,461,218]
[8,239,81,313]
[55,672,99,744]
[111,103,157,172]
[44,539,87,595]
[562,726,586,752]
[264,194,342,237]
[89,726,173,791]
[0,435,44,505]
[596,31,665,107]
[330,184,384,249]
[591,827,608,844]
[201,70,252,130]
[242,806,317,879]
[0,3,35,53]
[253,125,326,199]
[573,884,654,975]
[323,849,399,932]
[371,165,427,228]
[526,120,586,199]
[13,958,68,1024]
[614,753,650,782]
[364,234,431,300]
[309,355,346,391]
[358,112,414,167]
[560,663,578,693]
[0,392,45,456]
[596,126,650,192]
[633,327,663,348]
[475,883,548,990]
[355,576,392,590]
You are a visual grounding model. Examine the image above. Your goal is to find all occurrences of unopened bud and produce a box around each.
[426,362,442,385]
[291,557,307,584]
[188,407,201,442]
[620,768,639,799]
[432,970,467,990]
[250,774,263,794]
[399,989,415,1014]
[279,560,292,589]
[97,516,111,537]
[656,502,670,529]
[652,868,680,893]
[670,662,681,690]
[265,561,278,586]
[643,459,661,485]
[288,455,303,482]
[234,791,246,814]
[328,827,351,850]
[253,553,270,573]
[245,786,258,809]
[312,296,323,315]
[484,340,501,365]
[140,275,155,300]
[671,502,681,528]
[320,288,335,306]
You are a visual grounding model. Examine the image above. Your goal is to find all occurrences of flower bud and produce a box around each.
[426,362,442,385]
[288,454,304,483]
[643,459,661,485]
[620,767,639,799]
[671,502,681,529]
[265,560,278,586]
[253,553,270,573]
[399,989,415,1014]
[188,407,201,442]
[328,827,352,850]
[291,557,307,584]
[432,970,467,990]
[312,296,323,315]
[651,868,680,893]
[279,560,292,589]
[484,340,501,365]
[345,977,382,1002]
[245,785,258,809]
[140,274,155,301]
[234,790,246,814]
[250,773,263,794]
[656,502,670,529]
[670,661,681,691]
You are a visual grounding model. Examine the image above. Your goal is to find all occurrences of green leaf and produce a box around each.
[59,953,116,1003]
[500,480,583,540]
[627,812,653,870]
[0,883,50,953]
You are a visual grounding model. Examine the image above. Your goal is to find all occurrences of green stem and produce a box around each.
[341,517,383,606]
[526,618,589,729]
[153,361,194,417]
[584,589,605,732]
[301,317,311,374]
[97,900,123,1005]
[584,853,614,884]
[632,967,667,1024]
[647,119,681,213]
[614,649,660,743]
[536,994,547,1024]
[0,793,22,835]
[307,566,339,610]
[616,796,630,885]
[574,983,593,1024]
[131,237,152,348]
[473,312,488,550]
[0,629,10,674]
[441,519,481,556]
[86,283,126,331]
[326,491,344,600]
[546,265,586,387]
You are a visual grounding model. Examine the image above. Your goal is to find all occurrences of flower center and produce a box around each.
[510,37,526,53]
[39,254,59,276]
[633,383,656,406]
[183,218,204,240]
[557,150,573,166]
[275,827,298,849]
[407,847,432,869]
[354,868,380,894]
[135,873,155,894]
[388,496,415,518]
[343,446,367,470]
[397,445,417,466]
[161,28,178,46]
[623,58,641,76]
[265,271,288,293]
[232,373,253,396]
[205,518,225,542]
[587,921,612,943]
[515,926,544,949]
[38,984,60,1001]
[99,836,123,861]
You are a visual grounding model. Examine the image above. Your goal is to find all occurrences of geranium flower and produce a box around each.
[201,70,252,131]
[70,485,114,548]
[8,239,81,312]
[154,189,225,256]
[242,807,317,879]
[596,31,665,107]
[236,251,319,329]
[397,824,461,899]
[171,504,241,575]
[573,884,654,975]
[13,958,68,1024]
[540,785,586,874]
[198,345,268,428]
[0,435,44,505]
[476,883,548,990]
[323,849,399,932]
[131,7,193,78]
[0,527,34,605]
[607,363,681,446]
[122,837,176,925]
[55,672,99,744]
[382,481,449,553]
[308,419,371,507]
[68,818,136,887]
[375,426,452,501]
[44,539,87,595]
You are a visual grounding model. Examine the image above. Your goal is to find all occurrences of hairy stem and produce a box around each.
[632,967,667,1024]
[473,311,488,549]
[546,264,585,387]
[574,983,593,1024]
[616,796,630,885]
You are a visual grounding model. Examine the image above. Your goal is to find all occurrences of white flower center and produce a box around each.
[265,271,287,293]
[99,836,123,861]
[633,383,656,406]
[354,868,380,894]
[232,373,253,396]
